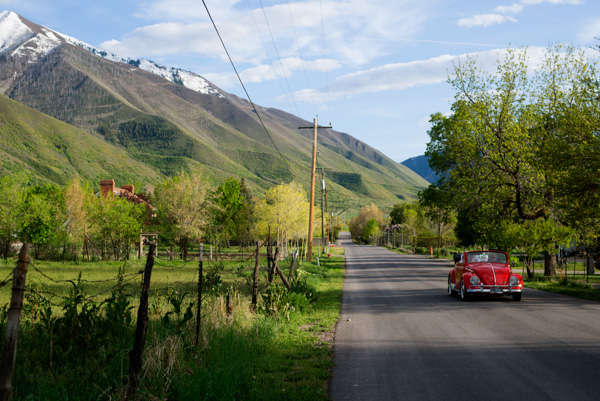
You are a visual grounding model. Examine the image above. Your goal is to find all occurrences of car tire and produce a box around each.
[448,276,454,296]
[512,292,522,302]
[460,279,470,301]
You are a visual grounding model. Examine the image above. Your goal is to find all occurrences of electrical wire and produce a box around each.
[257,0,301,117]
[286,0,319,116]
[201,0,293,174]
[320,0,332,124]
[246,0,296,115]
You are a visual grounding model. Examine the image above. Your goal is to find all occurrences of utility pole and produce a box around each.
[320,168,326,253]
[299,117,331,262]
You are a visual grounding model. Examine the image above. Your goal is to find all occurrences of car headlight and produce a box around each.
[510,276,519,286]
[470,276,480,285]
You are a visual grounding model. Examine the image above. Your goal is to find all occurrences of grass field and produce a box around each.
[0,245,345,400]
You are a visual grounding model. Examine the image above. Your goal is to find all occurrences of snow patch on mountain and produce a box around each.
[0,10,223,97]
[0,11,36,54]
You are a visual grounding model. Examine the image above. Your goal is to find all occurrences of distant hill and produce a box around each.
[401,155,439,184]
[0,11,428,211]
[0,94,162,186]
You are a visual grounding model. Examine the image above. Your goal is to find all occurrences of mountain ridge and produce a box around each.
[0,10,428,211]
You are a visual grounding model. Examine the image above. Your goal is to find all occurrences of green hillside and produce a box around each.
[1,42,428,210]
[0,94,163,187]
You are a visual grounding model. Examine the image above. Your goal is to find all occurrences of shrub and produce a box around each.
[414,246,429,255]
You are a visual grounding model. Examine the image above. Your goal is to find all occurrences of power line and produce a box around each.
[257,0,302,117]
[201,0,293,174]
[320,0,332,124]
[246,0,296,115]
[286,0,319,116]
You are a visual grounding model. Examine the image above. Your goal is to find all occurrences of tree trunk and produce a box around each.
[544,251,556,277]
[526,256,534,279]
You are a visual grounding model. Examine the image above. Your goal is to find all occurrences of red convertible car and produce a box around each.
[448,250,523,301]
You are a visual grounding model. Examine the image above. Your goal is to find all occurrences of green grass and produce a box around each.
[0,245,345,400]
[523,274,600,302]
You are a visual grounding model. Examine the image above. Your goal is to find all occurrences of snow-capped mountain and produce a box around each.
[0,10,222,97]
[0,10,428,205]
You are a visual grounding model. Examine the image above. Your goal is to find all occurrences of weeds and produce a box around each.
[1,249,344,400]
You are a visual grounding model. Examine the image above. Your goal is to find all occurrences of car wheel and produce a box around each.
[460,279,470,301]
[448,276,454,296]
[512,292,522,302]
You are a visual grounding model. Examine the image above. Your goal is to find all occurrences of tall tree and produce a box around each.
[349,204,385,243]
[212,177,254,244]
[425,45,600,275]
[21,183,65,259]
[254,181,309,242]
[153,170,212,260]
[87,195,145,260]
[63,178,92,256]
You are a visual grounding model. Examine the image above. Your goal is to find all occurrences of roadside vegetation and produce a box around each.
[349,44,600,295]
[0,244,344,400]
[0,168,345,400]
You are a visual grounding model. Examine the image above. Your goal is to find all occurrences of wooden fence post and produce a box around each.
[252,241,261,311]
[0,243,30,401]
[272,246,290,291]
[267,228,273,284]
[195,243,203,346]
[127,243,155,400]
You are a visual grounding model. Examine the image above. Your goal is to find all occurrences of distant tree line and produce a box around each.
[0,169,337,261]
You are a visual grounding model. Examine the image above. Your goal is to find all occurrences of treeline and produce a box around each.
[352,45,600,276]
[349,202,456,252]
[0,170,342,261]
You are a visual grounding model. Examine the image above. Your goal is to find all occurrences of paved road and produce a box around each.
[330,235,600,401]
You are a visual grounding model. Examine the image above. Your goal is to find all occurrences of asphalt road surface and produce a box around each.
[330,234,600,401]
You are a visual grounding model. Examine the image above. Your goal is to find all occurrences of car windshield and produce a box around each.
[466,251,507,264]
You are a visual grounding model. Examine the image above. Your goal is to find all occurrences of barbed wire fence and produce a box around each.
[0,236,294,400]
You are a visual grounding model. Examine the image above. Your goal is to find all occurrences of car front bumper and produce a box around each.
[467,285,522,294]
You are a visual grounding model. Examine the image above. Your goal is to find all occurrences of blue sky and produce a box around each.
[3,0,600,162]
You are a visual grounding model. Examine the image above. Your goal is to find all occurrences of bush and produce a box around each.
[439,248,451,256]
[414,246,429,255]
[510,255,521,267]
[290,276,316,302]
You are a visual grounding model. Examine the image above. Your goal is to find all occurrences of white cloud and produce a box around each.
[287,47,551,102]
[204,57,341,88]
[521,0,582,4]
[101,21,227,59]
[461,0,582,28]
[457,14,517,28]
[240,57,341,83]
[101,1,436,68]
[494,3,524,14]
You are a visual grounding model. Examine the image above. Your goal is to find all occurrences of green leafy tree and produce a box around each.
[88,195,146,260]
[363,218,380,243]
[426,45,600,275]
[63,178,93,257]
[0,172,29,259]
[212,177,254,244]
[349,204,385,244]
[22,184,65,259]
[254,181,309,241]
[153,170,213,260]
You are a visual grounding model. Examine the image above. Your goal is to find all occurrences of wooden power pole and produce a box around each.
[299,117,331,262]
